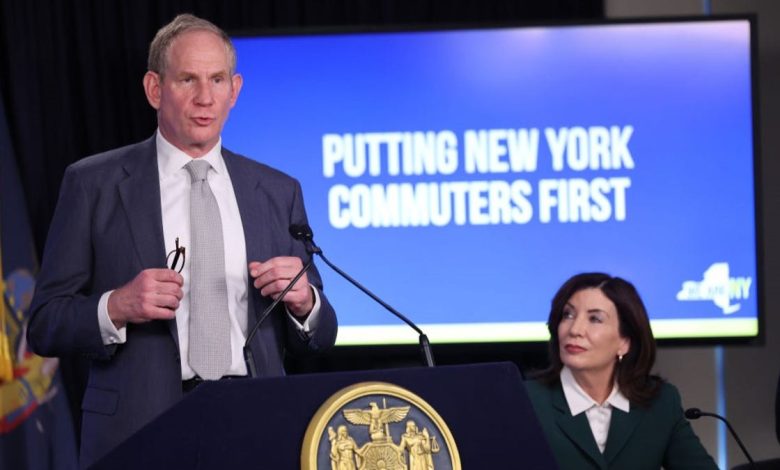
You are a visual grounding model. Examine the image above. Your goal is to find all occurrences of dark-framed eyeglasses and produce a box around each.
[166,237,186,273]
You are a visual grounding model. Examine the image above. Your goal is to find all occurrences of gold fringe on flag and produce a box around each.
[0,228,15,382]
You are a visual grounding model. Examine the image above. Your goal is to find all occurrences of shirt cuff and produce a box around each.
[98,290,127,345]
[286,285,321,334]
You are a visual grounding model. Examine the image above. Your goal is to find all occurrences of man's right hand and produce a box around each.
[107,269,184,329]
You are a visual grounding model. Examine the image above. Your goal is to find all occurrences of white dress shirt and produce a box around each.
[97,131,320,379]
[560,366,630,453]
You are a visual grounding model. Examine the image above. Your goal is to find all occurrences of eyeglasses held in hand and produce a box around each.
[166,237,186,273]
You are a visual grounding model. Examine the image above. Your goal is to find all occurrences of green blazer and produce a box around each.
[524,379,717,470]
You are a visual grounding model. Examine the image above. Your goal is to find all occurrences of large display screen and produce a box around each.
[224,18,760,345]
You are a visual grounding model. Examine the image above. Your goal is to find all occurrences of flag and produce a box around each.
[0,87,78,468]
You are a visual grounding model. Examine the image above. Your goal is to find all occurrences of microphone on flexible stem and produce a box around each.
[242,255,315,378]
[288,224,435,368]
[685,407,755,468]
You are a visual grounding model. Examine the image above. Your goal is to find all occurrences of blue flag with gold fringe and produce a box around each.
[0,88,77,467]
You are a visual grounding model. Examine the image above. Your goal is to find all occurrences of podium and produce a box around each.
[92,362,556,469]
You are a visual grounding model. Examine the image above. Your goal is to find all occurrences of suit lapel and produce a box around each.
[551,384,608,470]
[117,137,166,271]
[222,149,267,322]
[603,404,644,464]
[117,136,177,342]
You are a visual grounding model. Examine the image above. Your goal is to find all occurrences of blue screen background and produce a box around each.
[223,20,758,339]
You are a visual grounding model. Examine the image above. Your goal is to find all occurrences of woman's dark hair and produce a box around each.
[536,272,662,406]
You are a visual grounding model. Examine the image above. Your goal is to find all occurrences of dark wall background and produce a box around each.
[0,0,603,442]
[0,0,602,254]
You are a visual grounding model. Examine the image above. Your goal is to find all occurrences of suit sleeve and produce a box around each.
[662,384,719,470]
[27,165,112,360]
[283,178,337,355]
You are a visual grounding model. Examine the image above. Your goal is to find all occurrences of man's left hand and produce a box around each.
[248,257,313,317]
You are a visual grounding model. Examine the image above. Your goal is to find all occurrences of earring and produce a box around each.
[618,354,623,362]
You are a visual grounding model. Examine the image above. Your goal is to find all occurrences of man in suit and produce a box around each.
[27,14,337,468]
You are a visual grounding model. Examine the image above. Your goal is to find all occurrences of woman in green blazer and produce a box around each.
[525,273,717,470]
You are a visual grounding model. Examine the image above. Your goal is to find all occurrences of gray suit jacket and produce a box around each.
[27,135,337,468]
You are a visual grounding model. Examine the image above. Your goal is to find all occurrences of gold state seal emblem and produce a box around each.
[302,382,460,470]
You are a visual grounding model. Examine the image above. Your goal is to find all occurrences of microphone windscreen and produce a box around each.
[684,408,702,419]
[289,224,313,241]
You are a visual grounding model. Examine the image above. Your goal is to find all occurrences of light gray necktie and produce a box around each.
[185,159,231,380]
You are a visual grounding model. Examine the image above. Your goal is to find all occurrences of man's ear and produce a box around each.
[143,71,162,110]
[229,73,243,108]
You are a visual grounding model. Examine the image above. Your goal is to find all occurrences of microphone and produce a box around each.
[685,408,755,468]
[288,224,435,368]
[242,252,315,378]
